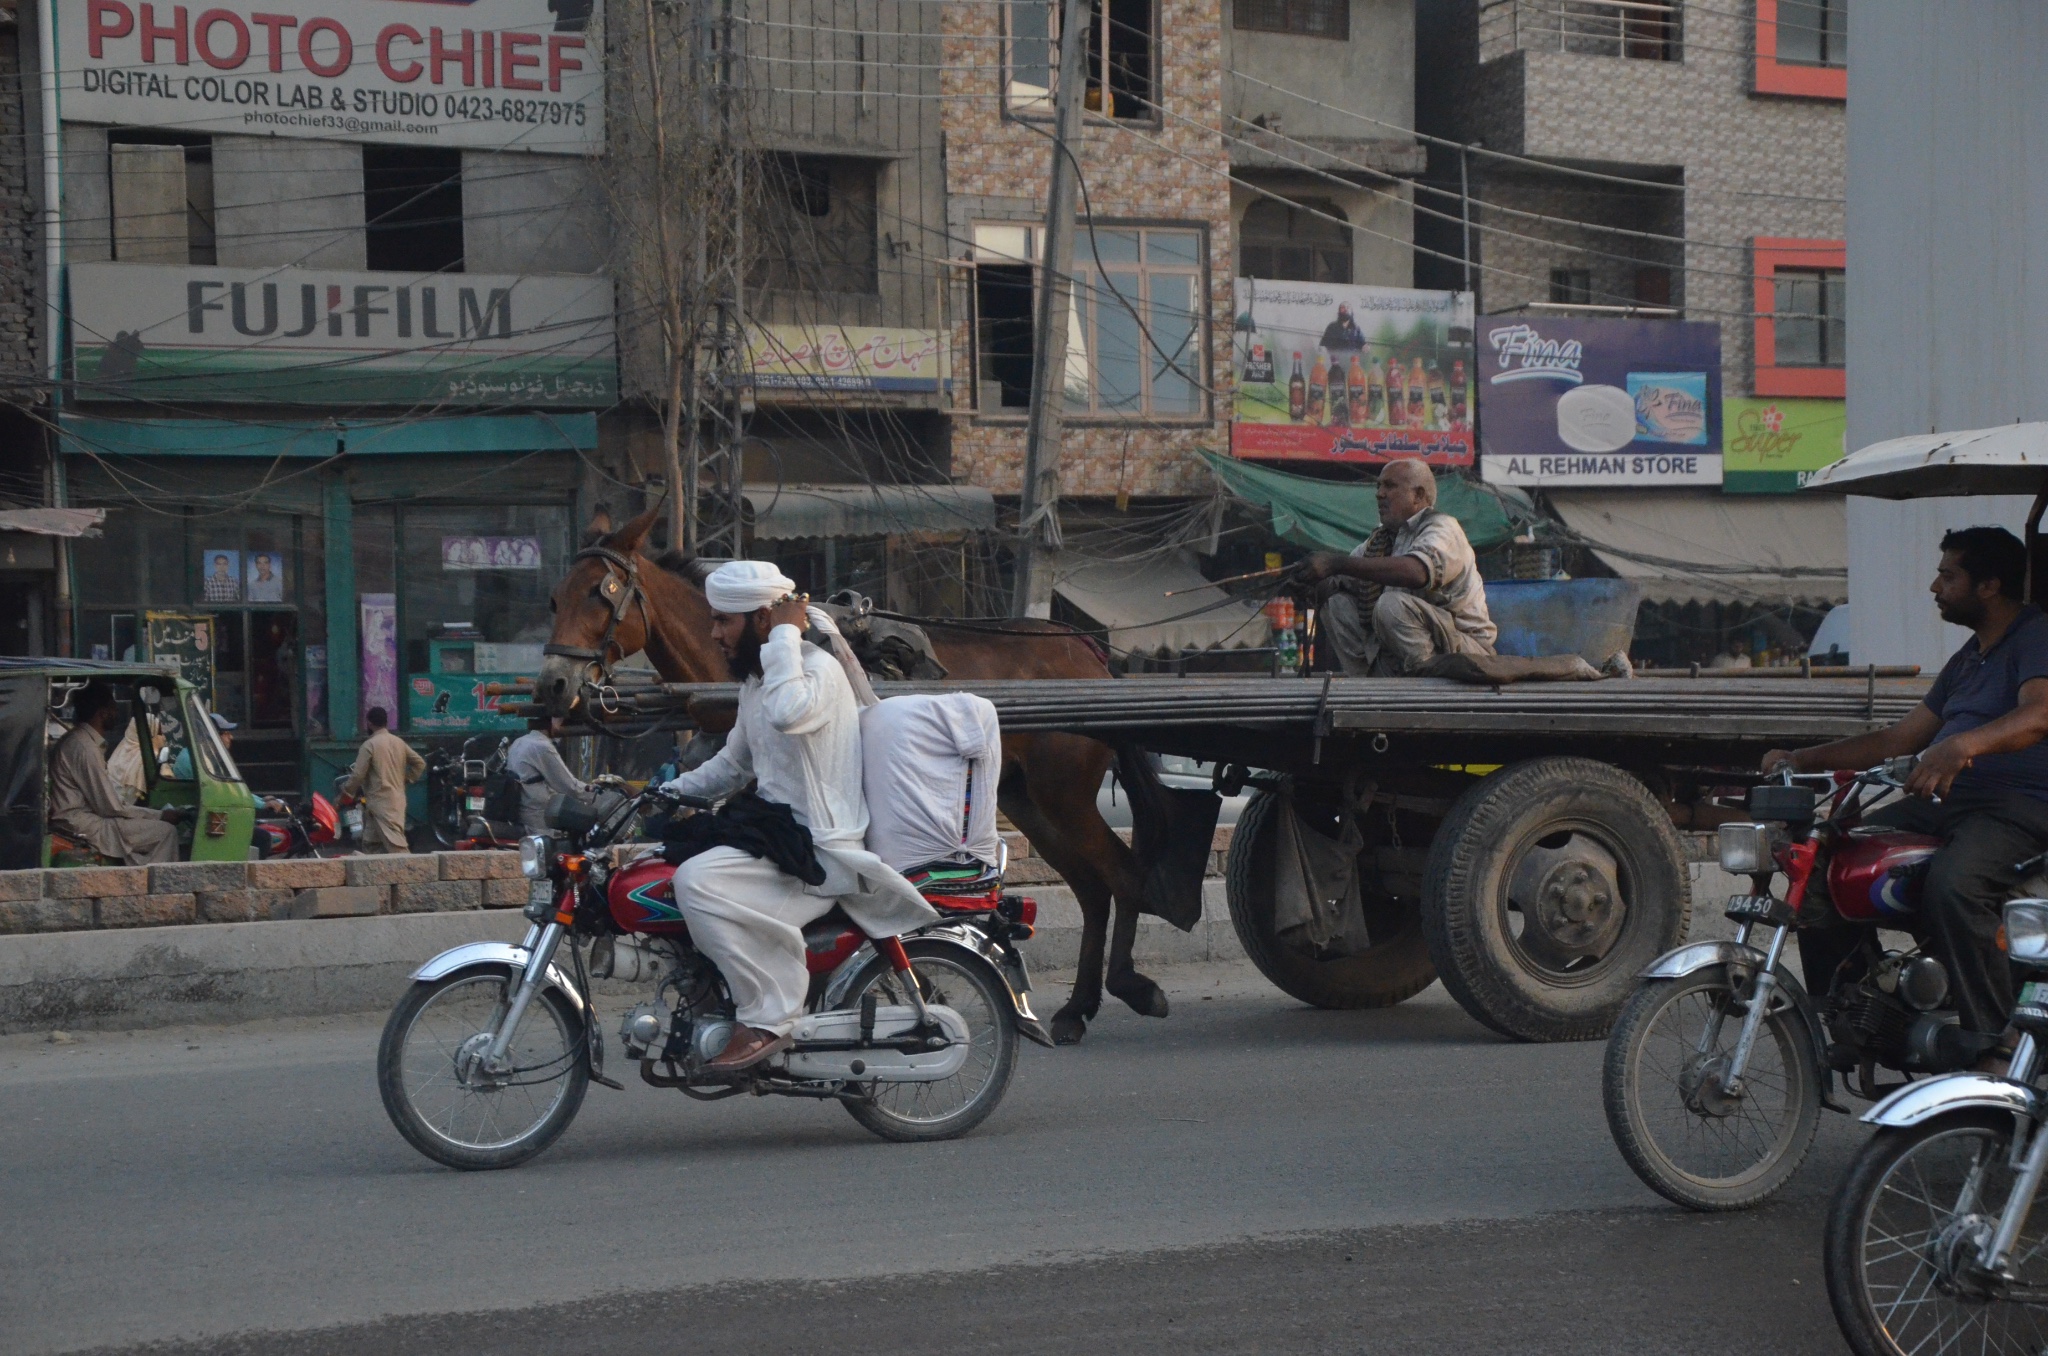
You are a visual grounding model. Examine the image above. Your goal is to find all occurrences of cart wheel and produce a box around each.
[1225,789,1438,1010]
[1422,757,1690,1043]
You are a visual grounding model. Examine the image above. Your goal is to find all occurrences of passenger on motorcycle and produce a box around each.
[657,560,938,1072]
[1765,527,2048,1050]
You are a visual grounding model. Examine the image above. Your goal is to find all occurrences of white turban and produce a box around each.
[703,560,797,614]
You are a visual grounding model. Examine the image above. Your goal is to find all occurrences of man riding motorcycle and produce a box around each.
[1765,527,2048,1055]
[657,560,937,1072]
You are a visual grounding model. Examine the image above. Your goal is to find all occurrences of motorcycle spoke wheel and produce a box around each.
[841,952,1017,1143]
[377,968,588,1170]
[1829,1114,2048,1356]
[1603,972,1819,1210]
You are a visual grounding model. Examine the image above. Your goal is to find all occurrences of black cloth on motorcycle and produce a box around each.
[483,766,524,826]
[657,792,826,887]
[1798,789,2048,1036]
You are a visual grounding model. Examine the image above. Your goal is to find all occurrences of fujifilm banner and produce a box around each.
[1478,317,1723,487]
[70,262,617,405]
[61,0,604,154]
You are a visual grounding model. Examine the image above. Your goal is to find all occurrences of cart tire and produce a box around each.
[1225,789,1438,1010]
[1422,757,1690,1043]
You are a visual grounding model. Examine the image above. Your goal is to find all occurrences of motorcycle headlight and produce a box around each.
[518,834,552,881]
[2004,900,2048,966]
[1718,822,1770,875]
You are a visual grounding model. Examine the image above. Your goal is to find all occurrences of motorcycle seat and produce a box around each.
[903,859,1003,912]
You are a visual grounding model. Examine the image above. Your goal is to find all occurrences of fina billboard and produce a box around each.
[1478,317,1723,487]
[60,0,604,154]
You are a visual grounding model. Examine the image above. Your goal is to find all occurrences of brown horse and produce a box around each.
[536,507,1175,1044]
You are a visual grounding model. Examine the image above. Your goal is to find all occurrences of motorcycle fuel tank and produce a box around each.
[1829,832,1941,922]
[608,855,691,934]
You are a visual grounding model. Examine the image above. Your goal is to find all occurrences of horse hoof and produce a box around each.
[1051,1011,1089,1045]
[1106,972,1170,1019]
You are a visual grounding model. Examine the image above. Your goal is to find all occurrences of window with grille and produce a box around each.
[1775,0,1845,67]
[1548,268,1593,305]
[1234,0,1348,41]
[1238,200,1351,284]
[1773,268,1844,367]
[971,223,1206,417]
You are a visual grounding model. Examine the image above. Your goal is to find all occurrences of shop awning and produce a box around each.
[55,412,599,457]
[1546,490,1848,607]
[743,484,996,540]
[1052,549,1272,655]
[1199,449,1536,552]
[0,508,105,538]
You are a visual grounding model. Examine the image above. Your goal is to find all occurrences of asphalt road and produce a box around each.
[2,962,1863,1355]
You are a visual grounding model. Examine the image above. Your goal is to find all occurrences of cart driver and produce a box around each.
[1296,458,1498,676]
[49,680,185,866]
[1764,527,2048,1054]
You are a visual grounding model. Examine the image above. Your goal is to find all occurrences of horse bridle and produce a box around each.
[543,545,649,692]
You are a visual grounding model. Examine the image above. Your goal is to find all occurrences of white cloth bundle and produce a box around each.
[860,693,1003,873]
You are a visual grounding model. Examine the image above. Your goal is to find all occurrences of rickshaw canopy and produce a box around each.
[1805,422,2048,499]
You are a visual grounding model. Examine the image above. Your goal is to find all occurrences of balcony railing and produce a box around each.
[1478,0,1683,64]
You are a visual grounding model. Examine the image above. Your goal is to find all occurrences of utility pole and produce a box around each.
[689,0,749,561]
[1010,0,1092,618]
[1459,142,1473,296]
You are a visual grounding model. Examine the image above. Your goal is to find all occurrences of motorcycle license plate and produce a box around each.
[2023,982,2048,1007]
[529,880,555,909]
[1725,894,1781,921]
[465,796,486,812]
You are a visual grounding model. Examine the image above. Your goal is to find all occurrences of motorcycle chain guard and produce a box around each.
[781,1003,972,1082]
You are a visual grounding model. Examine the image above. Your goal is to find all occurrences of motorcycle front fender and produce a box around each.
[410,941,585,1015]
[820,926,1055,1048]
[1862,1073,2042,1129]
[1640,939,1770,980]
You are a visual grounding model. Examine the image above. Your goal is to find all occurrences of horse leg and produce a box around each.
[1103,891,1170,1019]
[999,787,1110,1046]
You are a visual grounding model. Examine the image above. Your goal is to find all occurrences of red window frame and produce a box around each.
[1753,237,1845,399]
[1754,0,1847,100]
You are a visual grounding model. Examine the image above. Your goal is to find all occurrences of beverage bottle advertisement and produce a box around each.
[1230,279,1476,465]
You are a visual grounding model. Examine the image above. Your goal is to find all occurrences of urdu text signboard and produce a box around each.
[747,326,944,393]
[70,262,616,405]
[1230,280,1476,466]
[1721,397,1846,493]
[60,0,604,153]
[1478,318,1723,487]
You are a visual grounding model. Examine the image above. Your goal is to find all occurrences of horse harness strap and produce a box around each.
[543,545,648,675]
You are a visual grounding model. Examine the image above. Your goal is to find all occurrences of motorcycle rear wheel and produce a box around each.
[1603,971,1819,1210]
[1826,1111,2048,1356]
[378,965,589,1170]
[839,945,1017,1143]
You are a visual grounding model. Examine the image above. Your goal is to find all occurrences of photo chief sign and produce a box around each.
[61,0,604,154]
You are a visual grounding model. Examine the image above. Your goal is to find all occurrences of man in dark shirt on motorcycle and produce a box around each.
[1764,527,2048,1052]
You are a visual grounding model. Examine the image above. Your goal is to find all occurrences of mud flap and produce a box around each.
[1115,746,1222,932]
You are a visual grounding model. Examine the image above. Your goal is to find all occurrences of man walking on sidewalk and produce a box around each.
[340,707,424,853]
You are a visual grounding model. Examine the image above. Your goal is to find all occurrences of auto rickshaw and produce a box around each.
[0,658,257,871]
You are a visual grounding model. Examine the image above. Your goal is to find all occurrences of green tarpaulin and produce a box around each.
[1199,450,1534,552]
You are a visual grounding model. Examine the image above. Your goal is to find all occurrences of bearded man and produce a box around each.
[658,560,937,1071]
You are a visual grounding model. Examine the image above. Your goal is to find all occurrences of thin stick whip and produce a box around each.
[1162,564,1290,597]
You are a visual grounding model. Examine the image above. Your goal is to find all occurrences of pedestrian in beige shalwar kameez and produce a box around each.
[340,707,424,853]
[49,681,182,866]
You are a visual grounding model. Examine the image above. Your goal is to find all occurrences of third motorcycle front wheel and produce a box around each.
[1827,1111,2048,1356]
[838,944,1017,1144]
[1602,970,1820,1211]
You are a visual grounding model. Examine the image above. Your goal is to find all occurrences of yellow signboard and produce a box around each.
[748,326,943,393]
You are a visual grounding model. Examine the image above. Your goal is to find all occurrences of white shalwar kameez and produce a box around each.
[661,624,937,1035]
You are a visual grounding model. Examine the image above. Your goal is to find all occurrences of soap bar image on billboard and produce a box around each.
[1230,280,1476,465]
[1479,317,1722,487]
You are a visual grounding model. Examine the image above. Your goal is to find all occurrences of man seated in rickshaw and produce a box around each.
[49,680,185,866]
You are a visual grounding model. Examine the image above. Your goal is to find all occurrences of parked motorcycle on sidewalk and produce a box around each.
[376,786,1049,1170]
[1824,896,2048,1355]
[251,791,346,859]
[1603,761,2048,1210]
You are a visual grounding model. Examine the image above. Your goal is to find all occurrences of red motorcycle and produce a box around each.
[1604,760,2048,1210]
[376,786,1048,1170]
[251,791,346,859]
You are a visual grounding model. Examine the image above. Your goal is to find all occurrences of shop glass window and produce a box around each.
[1234,0,1347,40]
[1238,200,1352,285]
[971,223,1205,417]
[1773,267,1845,367]
[1006,0,1156,122]
[1775,0,1845,67]
[397,505,572,679]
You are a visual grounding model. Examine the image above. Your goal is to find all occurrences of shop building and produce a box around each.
[27,0,616,791]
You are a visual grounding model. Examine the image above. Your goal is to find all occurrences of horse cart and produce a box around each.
[564,667,1926,1042]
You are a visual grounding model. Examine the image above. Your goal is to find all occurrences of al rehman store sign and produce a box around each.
[69,261,617,405]
[60,0,604,153]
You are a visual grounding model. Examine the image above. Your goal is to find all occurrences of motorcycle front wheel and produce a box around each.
[838,944,1017,1143]
[1602,970,1820,1210]
[377,965,590,1170]
[1826,1111,2048,1356]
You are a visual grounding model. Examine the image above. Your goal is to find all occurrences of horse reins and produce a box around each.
[543,545,651,696]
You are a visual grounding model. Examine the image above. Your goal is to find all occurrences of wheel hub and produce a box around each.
[453,1031,507,1090]
[1930,1214,2007,1301]
[1678,1052,1742,1117]
[1509,836,1627,969]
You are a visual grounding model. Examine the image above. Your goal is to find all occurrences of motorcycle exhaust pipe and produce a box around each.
[588,935,665,983]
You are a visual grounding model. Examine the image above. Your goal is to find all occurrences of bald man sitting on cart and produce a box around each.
[1297,458,1499,677]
